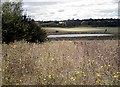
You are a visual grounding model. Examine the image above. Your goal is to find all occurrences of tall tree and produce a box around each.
[2,1,47,43]
[2,1,25,43]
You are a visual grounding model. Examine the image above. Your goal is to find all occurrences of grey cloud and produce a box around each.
[50,12,55,14]
[73,14,77,16]
[97,9,117,13]
[67,4,95,8]
[37,13,45,15]
[58,9,64,12]
[97,3,106,5]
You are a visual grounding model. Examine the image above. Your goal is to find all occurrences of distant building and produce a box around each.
[59,22,64,24]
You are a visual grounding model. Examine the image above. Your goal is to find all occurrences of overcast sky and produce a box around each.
[22,0,119,21]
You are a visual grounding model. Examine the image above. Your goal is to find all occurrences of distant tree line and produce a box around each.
[2,1,47,44]
[38,18,120,28]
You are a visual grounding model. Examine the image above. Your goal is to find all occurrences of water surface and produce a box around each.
[48,34,113,38]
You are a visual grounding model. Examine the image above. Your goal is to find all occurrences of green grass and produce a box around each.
[2,40,120,85]
[43,27,119,35]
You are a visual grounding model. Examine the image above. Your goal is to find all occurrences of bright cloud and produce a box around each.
[22,0,119,21]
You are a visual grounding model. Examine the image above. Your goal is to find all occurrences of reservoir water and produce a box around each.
[47,34,113,38]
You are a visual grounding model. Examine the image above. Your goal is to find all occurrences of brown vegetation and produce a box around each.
[2,40,120,85]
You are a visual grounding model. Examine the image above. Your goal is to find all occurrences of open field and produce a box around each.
[2,40,120,85]
[43,27,119,35]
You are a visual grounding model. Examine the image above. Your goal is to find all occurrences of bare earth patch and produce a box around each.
[2,40,120,85]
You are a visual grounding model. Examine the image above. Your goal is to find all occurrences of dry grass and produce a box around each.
[2,40,120,85]
[44,27,118,35]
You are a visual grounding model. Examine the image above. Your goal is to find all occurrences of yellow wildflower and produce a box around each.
[100,66,103,68]
[20,79,22,82]
[113,75,119,78]
[96,78,102,84]
[64,81,67,84]
[76,71,80,74]
[117,72,120,74]
[48,75,52,78]
[70,77,76,81]
[82,72,85,74]
[13,45,17,48]
[19,58,22,61]
[108,65,111,67]
[96,73,101,77]
[51,58,54,61]
[113,73,116,74]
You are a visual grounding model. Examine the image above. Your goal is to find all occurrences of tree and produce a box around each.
[2,1,26,43]
[26,19,47,42]
[2,1,47,43]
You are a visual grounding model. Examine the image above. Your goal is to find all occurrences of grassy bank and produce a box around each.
[44,27,119,35]
[2,40,120,85]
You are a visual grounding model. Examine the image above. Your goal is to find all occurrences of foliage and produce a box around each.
[26,19,47,42]
[2,1,47,43]
[40,19,120,28]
